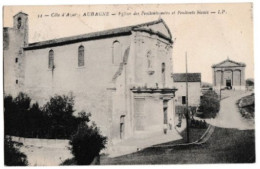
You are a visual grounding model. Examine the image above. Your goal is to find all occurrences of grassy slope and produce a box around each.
[101,127,255,164]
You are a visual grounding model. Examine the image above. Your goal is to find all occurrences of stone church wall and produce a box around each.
[23,35,131,138]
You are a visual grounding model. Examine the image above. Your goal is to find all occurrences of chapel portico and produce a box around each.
[212,58,246,90]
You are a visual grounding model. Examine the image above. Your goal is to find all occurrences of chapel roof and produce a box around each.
[172,73,201,82]
[24,18,172,50]
[212,58,246,68]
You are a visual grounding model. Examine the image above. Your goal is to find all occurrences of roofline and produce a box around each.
[172,72,202,82]
[24,18,173,50]
[171,72,202,76]
[212,58,246,68]
[174,81,201,83]
[24,31,132,50]
[212,65,246,68]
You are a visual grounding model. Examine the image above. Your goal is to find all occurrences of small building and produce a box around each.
[172,73,202,107]
[212,58,246,90]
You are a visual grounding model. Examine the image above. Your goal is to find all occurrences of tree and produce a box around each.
[42,95,77,138]
[246,79,254,86]
[197,90,220,118]
[4,136,28,166]
[69,121,107,165]
[4,93,92,139]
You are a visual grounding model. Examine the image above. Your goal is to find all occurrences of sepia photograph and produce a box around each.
[2,2,256,166]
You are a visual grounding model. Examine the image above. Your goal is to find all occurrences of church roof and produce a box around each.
[212,58,246,68]
[24,19,172,50]
[172,73,201,82]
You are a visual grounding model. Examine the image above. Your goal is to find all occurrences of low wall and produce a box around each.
[10,136,72,166]
[11,136,70,149]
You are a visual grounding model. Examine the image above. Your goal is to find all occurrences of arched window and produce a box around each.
[112,41,121,65]
[78,45,84,67]
[48,50,54,69]
[17,17,22,29]
[162,63,166,87]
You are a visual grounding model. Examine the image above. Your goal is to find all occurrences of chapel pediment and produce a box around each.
[212,58,246,68]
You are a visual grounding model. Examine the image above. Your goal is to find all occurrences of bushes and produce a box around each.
[4,136,28,166]
[5,92,107,165]
[69,122,107,165]
[190,119,208,129]
[197,90,220,118]
[4,92,90,139]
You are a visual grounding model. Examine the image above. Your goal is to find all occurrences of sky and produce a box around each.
[3,3,254,83]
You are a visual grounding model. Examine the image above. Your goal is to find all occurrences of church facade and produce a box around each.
[212,58,246,90]
[4,12,177,147]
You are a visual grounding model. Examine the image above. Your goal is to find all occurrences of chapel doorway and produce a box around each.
[226,79,232,88]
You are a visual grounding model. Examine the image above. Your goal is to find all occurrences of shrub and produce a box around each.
[197,90,220,118]
[4,92,91,139]
[190,119,208,129]
[4,136,28,166]
[246,79,254,86]
[69,122,107,165]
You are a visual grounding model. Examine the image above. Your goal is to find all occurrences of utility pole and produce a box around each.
[185,52,190,143]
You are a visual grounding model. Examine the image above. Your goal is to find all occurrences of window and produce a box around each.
[16,80,18,84]
[182,96,186,105]
[163,100,168,124]
[48,50,54,69]
[17,17,22,29]
[112,41,121,65]
[120,115,125,139]
[78,45,84,67]
[15,58,18,63]
[162,63,166,87]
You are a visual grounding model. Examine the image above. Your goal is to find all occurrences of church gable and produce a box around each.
[212,59,246,68]
[141,20,172,39]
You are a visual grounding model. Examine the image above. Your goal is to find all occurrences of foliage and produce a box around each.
[4,136,28,166]
[197,90,220,118]
[201,82,213,88]
[60,158,77,165]
[69,122,107,165]
[246,78,254,86]
[190,118,208,129]
[4,92,90,139]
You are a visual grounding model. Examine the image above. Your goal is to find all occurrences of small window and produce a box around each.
[120,115,125,139]
[112,41,121,65]
[16,80,18,84]
[17,17,22,29]
[162,63,166,86]
[48,50,54,69]
[78,45,84,67]
[15,58,18,63]
[182,96,186,105]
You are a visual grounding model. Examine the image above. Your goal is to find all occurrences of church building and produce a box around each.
[212,58,246,90]
[4,12,177,150]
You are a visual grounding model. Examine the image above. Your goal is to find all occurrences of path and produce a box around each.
[207,91,254,130]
